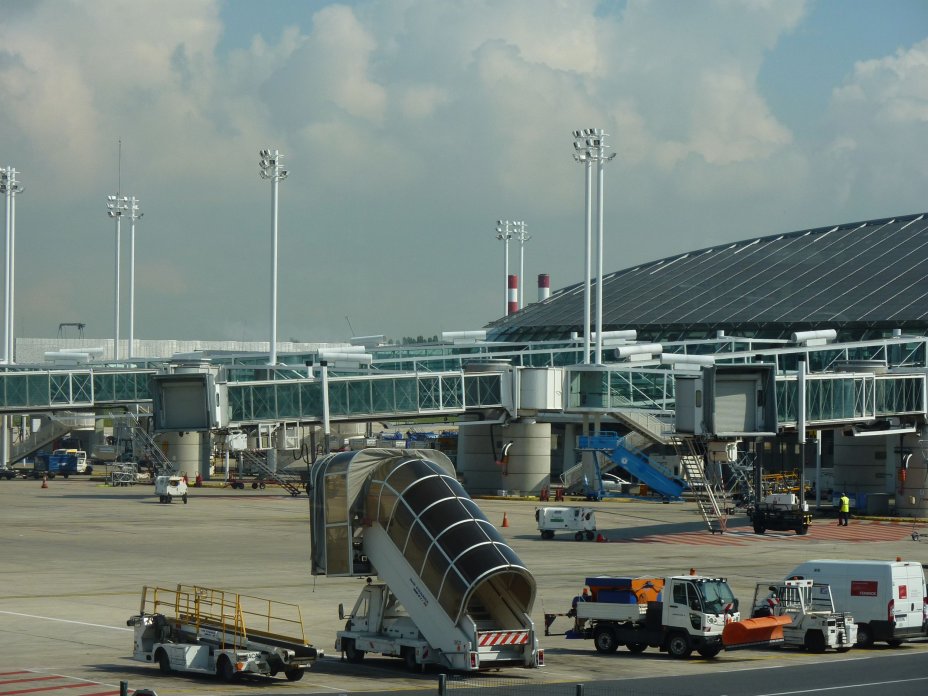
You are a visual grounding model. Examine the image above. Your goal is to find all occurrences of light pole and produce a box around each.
[514,220,530,310]
[259,149,288,367]
[495,220,512,315]
[127,196,142,359]
[107,194,129,361]
[573,129,615,364]
[572,134,593,364]
[1,166,23,364]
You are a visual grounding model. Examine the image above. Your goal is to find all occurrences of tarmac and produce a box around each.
[1,476,926,696]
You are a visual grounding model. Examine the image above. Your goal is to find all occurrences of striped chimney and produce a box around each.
[537,273,550,302]
[508,274,519,315]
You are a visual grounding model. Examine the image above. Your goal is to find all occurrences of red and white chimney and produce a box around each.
[507,274,519,315]
[537,273,550,302]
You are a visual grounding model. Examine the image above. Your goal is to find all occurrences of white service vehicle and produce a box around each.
[787,559,926,647]
[310,449,544,672]
[555,573,785,658]
[535,506,597,540]
[155,475,188,504]
[750,579,856,652]
[128,585,320,682]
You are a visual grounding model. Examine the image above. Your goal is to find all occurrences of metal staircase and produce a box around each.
[240,450,305,496]
[8,414,72,464]
[116,414,177,476]
[673,437,728,534]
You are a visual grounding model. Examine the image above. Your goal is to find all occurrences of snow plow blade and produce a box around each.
[722,615,791,650]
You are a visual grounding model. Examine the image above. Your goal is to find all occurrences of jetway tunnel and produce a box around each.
[309,448,535,628]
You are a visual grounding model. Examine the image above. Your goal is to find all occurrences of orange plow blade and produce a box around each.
[722,615,791,650]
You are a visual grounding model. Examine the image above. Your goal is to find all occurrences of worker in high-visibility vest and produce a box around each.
[838,493,850,526]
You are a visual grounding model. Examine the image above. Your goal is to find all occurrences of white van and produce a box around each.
[786,559,926,647]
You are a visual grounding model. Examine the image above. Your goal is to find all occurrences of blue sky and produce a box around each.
[0,0,925,346]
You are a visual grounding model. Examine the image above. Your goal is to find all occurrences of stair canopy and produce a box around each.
[309,448,535,625]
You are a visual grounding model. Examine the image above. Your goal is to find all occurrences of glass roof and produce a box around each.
[487,213,928,341]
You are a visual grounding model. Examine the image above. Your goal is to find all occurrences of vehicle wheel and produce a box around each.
[158,495,165,504]
[804,630,827,653]
[182,494,188,504]
[585,531,595,541]
[86,465,93,475]
[593,625,620,654]
[63,472,69,479]
[697,644,722,659]
[666,632,693,659]
[252,482,259,490]
[217,656,236,681]
[887,638,904,647]
[166,494,173,504]
[259,482,266,490]
[284,668,304,681]
[402,647,418,672]
[753,526,765,535]
[626,642,647,654]
[541,530,555,540]
[796,526,809,535]
[856,623,874,648]
[574,531,584,542]
[156,649,171,674]
[344,639,365,663]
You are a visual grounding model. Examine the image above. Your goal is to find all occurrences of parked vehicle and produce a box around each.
[48,449,92,478]
[750,579,856,652]
[128,584,320,681]
[310,448,543,671]
[556,572,786,658]
[535,506,597,540]
[154,475,188,503]
[751,493,811,535]
[786,559,926,646]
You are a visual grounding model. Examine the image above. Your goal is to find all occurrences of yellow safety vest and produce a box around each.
[840,496,850,512]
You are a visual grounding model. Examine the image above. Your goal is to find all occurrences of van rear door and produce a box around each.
[892,563,925,632]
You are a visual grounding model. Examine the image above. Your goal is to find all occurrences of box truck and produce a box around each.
[786,559,926,647]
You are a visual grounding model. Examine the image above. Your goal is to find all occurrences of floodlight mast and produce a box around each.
[572,132,593,364]
[573,128,615,365]
[496,220,513,315]
[0,166,23,365]
[127,197,142,359]
[106,193,129,361]
[259,148,288,367]
[514,220,530,309]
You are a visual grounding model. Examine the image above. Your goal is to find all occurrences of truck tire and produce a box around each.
[541,530,555,540]
[284,668,304,681]
[804,630,826,653]
[697,644,722,659]
[626,642,647,654]
[182,494,188,504]
[753,525,765,535]
[344,639,365,663]
[666,632,693,658]
[796,526,809,535]
[584,531,595,541]
[855,624,874,648]
[593,625,620,653]
[574,531,584,541]
[402,647,418,672]
[156,649,171,674]
[217,656,236,681]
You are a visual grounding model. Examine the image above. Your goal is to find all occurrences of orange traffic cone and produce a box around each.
[41,475,48,489]
[596,533,607,542]
[502,512,510,528]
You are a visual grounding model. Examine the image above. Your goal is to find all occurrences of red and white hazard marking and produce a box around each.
[478,630,530,646]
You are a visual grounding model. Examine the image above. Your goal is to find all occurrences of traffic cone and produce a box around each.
[41,475,48,489]
[502,512,510,528]
[596,533,607,542]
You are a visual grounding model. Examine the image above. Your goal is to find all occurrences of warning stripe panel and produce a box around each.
[478,631,530,646]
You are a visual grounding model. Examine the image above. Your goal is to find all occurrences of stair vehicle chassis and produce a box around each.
[128,585,321,682]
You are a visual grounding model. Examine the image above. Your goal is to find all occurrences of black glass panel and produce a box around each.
[387,501,414,550]
[454,543,507,585]
[403,476,454,515]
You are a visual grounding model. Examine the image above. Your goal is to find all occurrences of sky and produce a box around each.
[0,0,926,345]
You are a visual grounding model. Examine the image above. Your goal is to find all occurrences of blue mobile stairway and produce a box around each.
[578,432,687,501]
